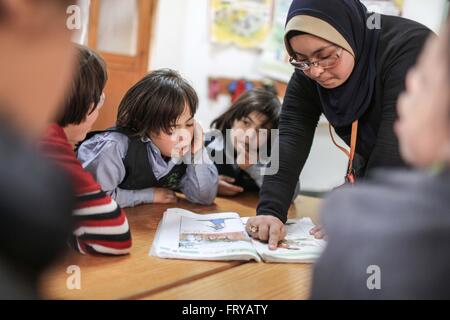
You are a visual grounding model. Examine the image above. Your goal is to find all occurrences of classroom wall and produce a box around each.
[149,0,448,192]
[403,0,449,33]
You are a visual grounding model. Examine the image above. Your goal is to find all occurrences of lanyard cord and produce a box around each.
[328,120,359,179]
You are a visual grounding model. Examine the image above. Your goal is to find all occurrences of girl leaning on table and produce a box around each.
[205,88,300,198]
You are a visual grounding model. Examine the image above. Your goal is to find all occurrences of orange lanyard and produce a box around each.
[328,120,358,184]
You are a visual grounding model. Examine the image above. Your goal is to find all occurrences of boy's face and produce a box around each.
[395,32,450,168]
[150,104,195,158]
[0,1,75,137]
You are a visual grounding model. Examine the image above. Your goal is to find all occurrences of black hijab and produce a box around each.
[286,0,381,127]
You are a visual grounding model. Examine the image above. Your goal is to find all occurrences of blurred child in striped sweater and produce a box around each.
[40,45,132,255]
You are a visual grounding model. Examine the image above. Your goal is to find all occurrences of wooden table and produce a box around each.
[39,194,321,300]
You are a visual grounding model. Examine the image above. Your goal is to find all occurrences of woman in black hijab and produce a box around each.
[246,0,432,247]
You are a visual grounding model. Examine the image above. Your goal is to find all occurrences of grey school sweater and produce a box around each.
[311,168,450,299]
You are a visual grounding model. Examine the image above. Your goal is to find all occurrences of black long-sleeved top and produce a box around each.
[257,15,432,223]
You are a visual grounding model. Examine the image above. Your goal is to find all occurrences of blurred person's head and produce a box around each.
[395,20,450,168]
[0,0,76,299]
[58,45,108,146]
[0,0,75,138]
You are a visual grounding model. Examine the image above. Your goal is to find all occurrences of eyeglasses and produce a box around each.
[289,47,343,71]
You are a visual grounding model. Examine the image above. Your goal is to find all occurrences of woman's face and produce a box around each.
[150,104,195,158]
[395,33,450,168]
[289,34,355,88]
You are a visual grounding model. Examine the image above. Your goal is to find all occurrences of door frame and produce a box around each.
[87,0,158,74]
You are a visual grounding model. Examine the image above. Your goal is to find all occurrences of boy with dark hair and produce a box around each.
[78,69,218,207]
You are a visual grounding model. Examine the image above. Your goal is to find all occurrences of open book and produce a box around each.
[150,208,326,263]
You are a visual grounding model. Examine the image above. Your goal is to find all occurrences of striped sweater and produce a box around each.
[40,124,132,255]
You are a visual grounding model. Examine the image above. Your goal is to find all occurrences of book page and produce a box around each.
[150,208,260,262]
[243,217,326,263]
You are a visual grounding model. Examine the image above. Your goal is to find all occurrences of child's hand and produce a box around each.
[236,142,254,170]
[191,120,204,156]
[153,188,178,203]
[218,175,244,196]
[172,139,190,159]
[238,162,253,170]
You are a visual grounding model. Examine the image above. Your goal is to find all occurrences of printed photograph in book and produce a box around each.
[179,217,250,250]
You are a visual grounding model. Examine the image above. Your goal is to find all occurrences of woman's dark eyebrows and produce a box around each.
[294,44,335,58]
[312,44,335,55]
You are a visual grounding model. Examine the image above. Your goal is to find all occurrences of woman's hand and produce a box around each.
[218,175,244,196]
[153,188,178,204]
[309,225,326,239]
[246,215,286,250]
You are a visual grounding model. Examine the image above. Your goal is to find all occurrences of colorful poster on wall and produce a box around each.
[256,0,292,83]
[210,0,274,49]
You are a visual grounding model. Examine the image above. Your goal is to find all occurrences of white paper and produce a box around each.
[150,208,261,262]
[246,217,326,263]
[151,209,325,263]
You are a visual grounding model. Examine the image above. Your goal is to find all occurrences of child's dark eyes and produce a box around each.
[171,122,194,131]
